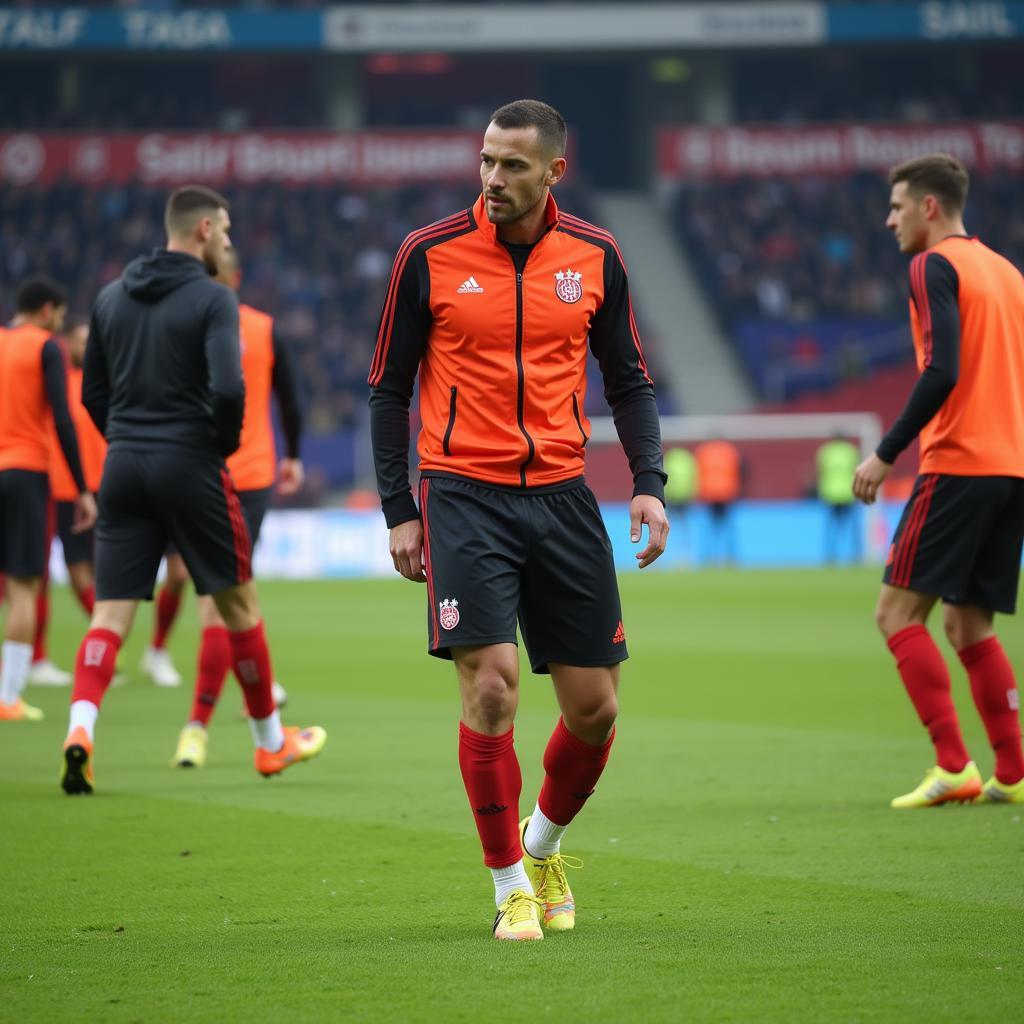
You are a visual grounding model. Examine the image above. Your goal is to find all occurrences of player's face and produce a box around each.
[202,207,232,276]
[886,182,928,254]
[43,302,67,334]
[66,324,88,368]
[480,123,564,226]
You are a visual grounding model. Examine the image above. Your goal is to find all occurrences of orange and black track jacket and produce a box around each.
[368,193,666,527]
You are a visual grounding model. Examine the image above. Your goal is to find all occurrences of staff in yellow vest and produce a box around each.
[664,446,698,564]
[816,434,861,564]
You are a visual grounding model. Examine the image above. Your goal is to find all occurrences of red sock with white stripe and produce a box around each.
[153,586,182,649]
[229,621,282,750]
[67,628,122,741]
[524,717,615,857]
[189,626,231,727]
[887,625,970,772]
[959,637,1024,785]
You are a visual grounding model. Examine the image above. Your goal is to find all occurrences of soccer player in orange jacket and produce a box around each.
[0,278,97,720]
[854,154,1024,807]
[171,249,304,768]
[369,101,668,939]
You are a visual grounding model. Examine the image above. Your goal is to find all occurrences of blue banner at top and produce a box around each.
[0,8,322,50]
[0,4,1019,52]
[828,1,1023,41]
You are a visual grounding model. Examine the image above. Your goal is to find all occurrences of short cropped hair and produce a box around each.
[889,154,969,215]
[490,99,567,158]
[165,185,230,237]
[16,275,66,313]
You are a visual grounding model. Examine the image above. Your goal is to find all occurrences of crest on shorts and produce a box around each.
[439,598,460,631]
[555,268,583,304]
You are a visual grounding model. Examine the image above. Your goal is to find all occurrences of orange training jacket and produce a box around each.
[368,193,665,527]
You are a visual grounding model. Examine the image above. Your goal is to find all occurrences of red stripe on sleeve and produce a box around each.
[419,478,439,650]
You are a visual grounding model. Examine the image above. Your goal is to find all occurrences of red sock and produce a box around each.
[458,723,523,868]
[888,625,970,772]
[75,584,95,616]
[153,586,182,649]
[228,621,276,720]
[190,626,232,727]
[959,637,1024,785]
[71,628,122,708]
[33,589,49,662]
[538,717,615,826]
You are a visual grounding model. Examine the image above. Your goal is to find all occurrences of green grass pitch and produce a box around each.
[2,569,1022,1022]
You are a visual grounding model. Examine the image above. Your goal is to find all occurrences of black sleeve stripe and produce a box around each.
[558,215,652,383]
[368,210,471,387]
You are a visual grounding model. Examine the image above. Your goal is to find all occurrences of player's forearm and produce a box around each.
[271,333,303,458]
[369,387,419,527]
[609,389,667,503]
[876,366,957,464]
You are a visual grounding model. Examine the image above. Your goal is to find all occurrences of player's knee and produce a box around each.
[467,672,516,730]
[564,692,618,744]
[212,583,260,632]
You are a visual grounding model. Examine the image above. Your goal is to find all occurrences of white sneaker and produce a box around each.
[141,646,182,688]
[27,658,72,687]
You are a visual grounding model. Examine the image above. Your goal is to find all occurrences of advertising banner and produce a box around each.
[0,131,485,187]
[657,121,1024,179]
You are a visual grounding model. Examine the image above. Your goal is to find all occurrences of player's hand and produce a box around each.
[390,519,427,583]
[73,492,98,534]
[277,458,305,496]
[852,453,892,506]
[630,494,669,569]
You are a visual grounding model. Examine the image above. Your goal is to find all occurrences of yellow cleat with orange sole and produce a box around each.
[254,725,326,777]
[976,775,1024,804]
[520,817,582,931]
[890,762,983,808]
[0,698,45,722]
[61,726,95,795]
[493,890,544,941]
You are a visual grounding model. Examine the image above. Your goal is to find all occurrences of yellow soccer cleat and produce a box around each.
[520,817,582,931]
[171,724,208,768]
[976,775,1024,804]
[0,698,45,722]
[890,762,983,808]
[492,890,544,941]
[61,726,95,795]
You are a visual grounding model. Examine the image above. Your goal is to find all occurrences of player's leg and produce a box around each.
[418,477,538,938]
[1,469,51,718]
[67,561,96,615]
[0,576,45,720]
[141,551,187,687]
[879,474,991,807]
[945,477,1024,802]
[168,456,323,778]
[517,483,627,930]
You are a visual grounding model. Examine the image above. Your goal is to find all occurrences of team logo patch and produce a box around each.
[555,268,583,304]
[439,598,460,631]
[84,640,107,667]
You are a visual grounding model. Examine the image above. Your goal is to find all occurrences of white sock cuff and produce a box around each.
[1,641,33,703]
[249,709,284,751]
[523,804,567,858]
[491,860,533,906]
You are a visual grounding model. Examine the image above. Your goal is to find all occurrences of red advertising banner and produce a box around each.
[657,122,1024,179]
[0,131,486,186]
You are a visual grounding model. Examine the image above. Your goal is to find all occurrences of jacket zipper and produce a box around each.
[443,385,457,456]
[514,269,536,486]
[572,392,588,447]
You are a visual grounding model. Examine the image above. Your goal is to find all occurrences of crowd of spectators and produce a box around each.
[0,179,602,436]
[673,171,1024,324]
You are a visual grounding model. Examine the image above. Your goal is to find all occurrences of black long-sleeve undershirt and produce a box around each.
[42,339,86,494]
[270,328,302,459]
[876,253,960,466]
